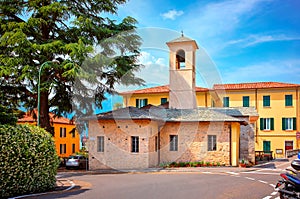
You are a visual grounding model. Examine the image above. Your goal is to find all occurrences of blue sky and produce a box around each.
[109,0,300,92]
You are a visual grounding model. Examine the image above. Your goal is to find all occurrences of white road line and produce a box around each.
[270,184,276,188]
[202,171,212,174]
[271,191,277,195]
[65,180,75,191]
[262,196,272,199]
[245,177,255,181]
[241,171,279,175]
[259,180,268,184]
[226,171,239,175]
[274,197,280,199]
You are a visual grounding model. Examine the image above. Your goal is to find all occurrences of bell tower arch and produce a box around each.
[166,33,198,109]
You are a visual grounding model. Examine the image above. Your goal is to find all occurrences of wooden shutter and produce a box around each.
[260,118,264,130]
[282,118,286,130]
[136,99,139,108]
[293,117,297,130]
[270,118,274,130]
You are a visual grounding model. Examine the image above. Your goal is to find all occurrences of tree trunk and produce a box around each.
[40,91,54,136]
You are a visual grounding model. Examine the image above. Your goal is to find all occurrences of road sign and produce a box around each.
[296,132,300,139]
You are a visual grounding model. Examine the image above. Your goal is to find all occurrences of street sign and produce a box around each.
[296,132,300,139]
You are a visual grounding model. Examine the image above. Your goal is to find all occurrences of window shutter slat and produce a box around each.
[282,118,286,130]
[260,118,264,130]
[271,118,274,130]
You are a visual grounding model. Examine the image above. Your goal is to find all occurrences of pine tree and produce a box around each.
[0,0,144,134]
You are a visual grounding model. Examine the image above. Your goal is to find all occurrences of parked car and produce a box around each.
[66,155,88,169]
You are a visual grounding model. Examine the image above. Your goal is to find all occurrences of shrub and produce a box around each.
[0,124,59,198]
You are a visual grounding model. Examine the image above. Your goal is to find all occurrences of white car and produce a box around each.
[66,155,88,169]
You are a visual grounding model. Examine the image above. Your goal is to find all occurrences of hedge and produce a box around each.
[0,124,59,198]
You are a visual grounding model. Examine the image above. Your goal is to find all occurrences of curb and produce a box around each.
[8,179,75,199]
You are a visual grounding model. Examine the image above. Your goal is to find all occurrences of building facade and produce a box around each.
[18,110,80,158]
[87,34,258,170]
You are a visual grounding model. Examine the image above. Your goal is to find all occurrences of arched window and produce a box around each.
[176,49,185,69]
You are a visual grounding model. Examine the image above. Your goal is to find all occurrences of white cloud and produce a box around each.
[221,59,300,83]
[161,9,184,20]
[223,34,300,48]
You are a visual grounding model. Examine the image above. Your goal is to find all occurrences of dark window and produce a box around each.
[285,95,293,106]
[60,127,66,138]
[263,95,270,107]
[131,136,139,153]
[135,99,148,108]
[60,144,66,154]
[72,144,76,153]
[243,96,250,107]
[161,98,168,104]
[223,97,229,107]
[176,49,185,69]
[282,118,296,130]
[170,135,178,151]
[208,135,217,151]
[260,118,274,130]
[97,136,104,152]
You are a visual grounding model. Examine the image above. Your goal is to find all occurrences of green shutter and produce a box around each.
[145,99,148,106]
[293,117,297,130]
[282,118,286,130]
[263,96,270,107]
[136,99,139,108]
[285,95,293,106]
[270,118,274,130]
[260,118,264,130]
[243,96,249,107]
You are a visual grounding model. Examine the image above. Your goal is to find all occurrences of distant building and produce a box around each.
[87,34,258,170]
[18,110,80,158]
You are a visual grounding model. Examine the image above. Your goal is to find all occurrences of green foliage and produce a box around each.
[0,124,59,198]
[0,105,17,125]
[0,0,144,133]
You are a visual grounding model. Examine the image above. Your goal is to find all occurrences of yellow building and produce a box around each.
[18,110,80,158]
[213,82,300,158]
[120,81,300,159]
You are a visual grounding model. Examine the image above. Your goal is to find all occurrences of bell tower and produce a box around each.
[166,33,198,109]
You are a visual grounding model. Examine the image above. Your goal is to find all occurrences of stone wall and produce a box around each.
[160,121,231,165]
[239,118,255,164]
[88,119,158,170]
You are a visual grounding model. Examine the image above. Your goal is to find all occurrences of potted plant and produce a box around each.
[239,159,248,168]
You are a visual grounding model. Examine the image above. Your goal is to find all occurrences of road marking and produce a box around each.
[271,191,277,195]
[262,196,272,199]
[259,180,268,184]
[241,171,279,175]
[65,180,75,191]
[226,171,239,175]
[245,177,255,181]
[202,171,212,174]
[270,184,276,188]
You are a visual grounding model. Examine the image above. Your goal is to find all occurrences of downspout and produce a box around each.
[255,88,258,143]
[296,87,299,149]
[229,124,232,166]
[157,124,161,165]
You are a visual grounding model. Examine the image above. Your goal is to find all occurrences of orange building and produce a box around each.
[18,110,80,158]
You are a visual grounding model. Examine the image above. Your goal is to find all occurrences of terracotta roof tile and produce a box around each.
[120,85,209,95]
[18,110,73,124]
[213,82,300,90]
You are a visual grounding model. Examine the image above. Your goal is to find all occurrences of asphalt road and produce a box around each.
[24,159,294,199]
[30,171,279,199]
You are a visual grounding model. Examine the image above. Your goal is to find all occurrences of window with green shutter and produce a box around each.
[243,96,249,107]
[161,98,168,104]
[282,117,296,130]
[136,99,148,108]
[260,118,274,130]
[285,95,293,106]
[223,97,229,107]
[263,95,270,107]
